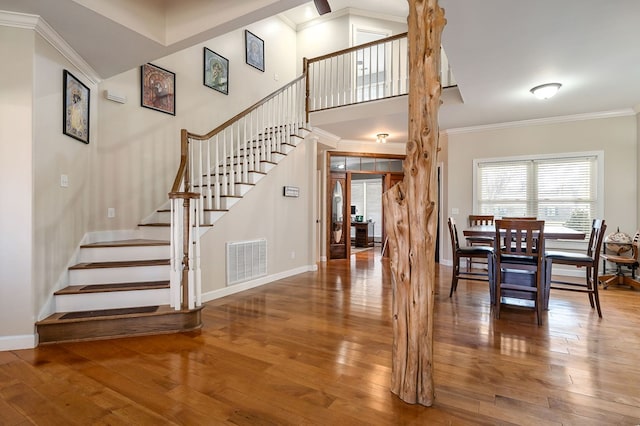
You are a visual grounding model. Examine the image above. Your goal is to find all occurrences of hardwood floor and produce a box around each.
[2,250,640,425]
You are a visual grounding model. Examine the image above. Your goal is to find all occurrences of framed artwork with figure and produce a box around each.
[141,63,176,115]
[63,70,90,144]
[203,47,229,95]
[245,30,264,72]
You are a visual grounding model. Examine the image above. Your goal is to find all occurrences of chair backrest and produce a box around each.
[448,217,461,251]
[501,216,537,220]
[586,219,607,259]
[495,219,545,257]
[630,231,640,262]
[469,215,494,226]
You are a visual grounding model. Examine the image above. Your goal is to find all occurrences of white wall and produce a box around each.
[0,27,36,349]
[442,114,637,262]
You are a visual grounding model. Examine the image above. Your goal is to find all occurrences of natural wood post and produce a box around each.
[382,0,445,406]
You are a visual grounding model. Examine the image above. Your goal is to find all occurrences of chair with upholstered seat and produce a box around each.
[448,217,495,300]
[599,230,640,291]
[466,215,495,269]
[494,219,545,325]
[544,219,607,317]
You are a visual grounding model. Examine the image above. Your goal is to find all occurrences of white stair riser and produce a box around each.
[153,210,225,224]
[281,144,294,154]
[56,288,170,312]
[78,245,169,263]
[220,197,240,210]
[260,162,275,173]
[69,265,171,285]
[270,152,286,163]
[138,226,171,240]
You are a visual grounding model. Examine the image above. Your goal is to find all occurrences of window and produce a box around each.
[473,152,603,235]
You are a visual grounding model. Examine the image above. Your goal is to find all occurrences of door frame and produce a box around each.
[325,151,405,260]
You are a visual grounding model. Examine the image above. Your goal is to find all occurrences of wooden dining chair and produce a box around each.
[448,217,495,300]
[466,215,495,269]
[599,230,640,291]
[494,219,545,325]
[544,219,607,317]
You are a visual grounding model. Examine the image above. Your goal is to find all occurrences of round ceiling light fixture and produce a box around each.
[530,82,562,100]
[376,133,389,143]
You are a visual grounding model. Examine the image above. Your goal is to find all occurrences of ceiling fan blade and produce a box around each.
[314,0,331,15]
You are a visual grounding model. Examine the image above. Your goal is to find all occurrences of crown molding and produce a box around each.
[0,10,101,85]
[444,109,636,135]
[293,7,405,32]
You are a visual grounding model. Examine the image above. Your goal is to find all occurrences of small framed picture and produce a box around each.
[63,70,90,144]
[141,63,175,115]
[203,48,229,95]
[245,30,264,72]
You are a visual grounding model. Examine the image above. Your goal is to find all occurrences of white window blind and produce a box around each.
[475,154,600,235]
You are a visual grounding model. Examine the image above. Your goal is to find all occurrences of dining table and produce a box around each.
[462,224,586,311]
[463,224,585,240]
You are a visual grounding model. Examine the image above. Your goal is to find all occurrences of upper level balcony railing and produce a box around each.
[304,32,456,116]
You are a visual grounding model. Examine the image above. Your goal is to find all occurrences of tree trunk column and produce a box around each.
[383,0,445,406]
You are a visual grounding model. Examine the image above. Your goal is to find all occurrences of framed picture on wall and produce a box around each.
[62,70,90,144]
[245,30,264,72]
[203,47,229,95]
[140,63,176,115]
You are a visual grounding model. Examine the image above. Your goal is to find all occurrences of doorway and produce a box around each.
[326,152,404,260]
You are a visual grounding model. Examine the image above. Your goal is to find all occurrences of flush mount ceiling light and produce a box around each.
[376,133,389,143]
[530,82,562,99]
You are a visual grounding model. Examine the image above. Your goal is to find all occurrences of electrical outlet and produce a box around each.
[107,208,116,218]
[451,208,459,214]
[60,174,69,187]
[290,251,295,259]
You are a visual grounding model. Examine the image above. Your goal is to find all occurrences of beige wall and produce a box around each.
[95,17,298,232]
[296,12,407,73]
[33,34,98,320]
[0,27,36,347]
[94,17,311,295]
[200,138,315,295]
[442,115,637,262]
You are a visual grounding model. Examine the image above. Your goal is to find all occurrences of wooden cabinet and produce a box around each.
[352,222,374,247]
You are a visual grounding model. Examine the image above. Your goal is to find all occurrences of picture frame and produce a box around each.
[63,70,90,144]
[203,47,229,95]
[245,30,264,72]
[141,63,175,115]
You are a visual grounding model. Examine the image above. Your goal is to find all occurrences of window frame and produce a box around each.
[472,150,604,247]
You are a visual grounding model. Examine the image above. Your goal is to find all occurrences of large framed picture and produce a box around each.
[63,70,90,144]
[141,63,175,115]
[203,47,229,95]
[245,30,264,72]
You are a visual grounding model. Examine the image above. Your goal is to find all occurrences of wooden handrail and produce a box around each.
[170,73,306,196]
[170,129,189,194]
[185,74,306,142]
[306,32,408,65]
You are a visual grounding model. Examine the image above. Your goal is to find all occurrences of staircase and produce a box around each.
[36,75,308,344]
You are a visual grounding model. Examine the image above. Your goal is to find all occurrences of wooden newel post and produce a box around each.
[382,0,445,406]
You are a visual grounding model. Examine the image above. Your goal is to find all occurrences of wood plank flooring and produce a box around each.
[2,250,640,425]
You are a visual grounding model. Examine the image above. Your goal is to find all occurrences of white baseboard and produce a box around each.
[202,264,317,302]
[0,334,37,351]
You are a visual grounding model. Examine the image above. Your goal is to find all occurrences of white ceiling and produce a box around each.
[2,0,640,138]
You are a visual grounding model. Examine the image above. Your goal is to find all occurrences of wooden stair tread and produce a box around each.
[138,223,214,227]
[157,208,228,213]
[55,280,169,295]
[80,239,169,248]
[193,181,255,188]
[36,305,204,344]
[69,259,170,270]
